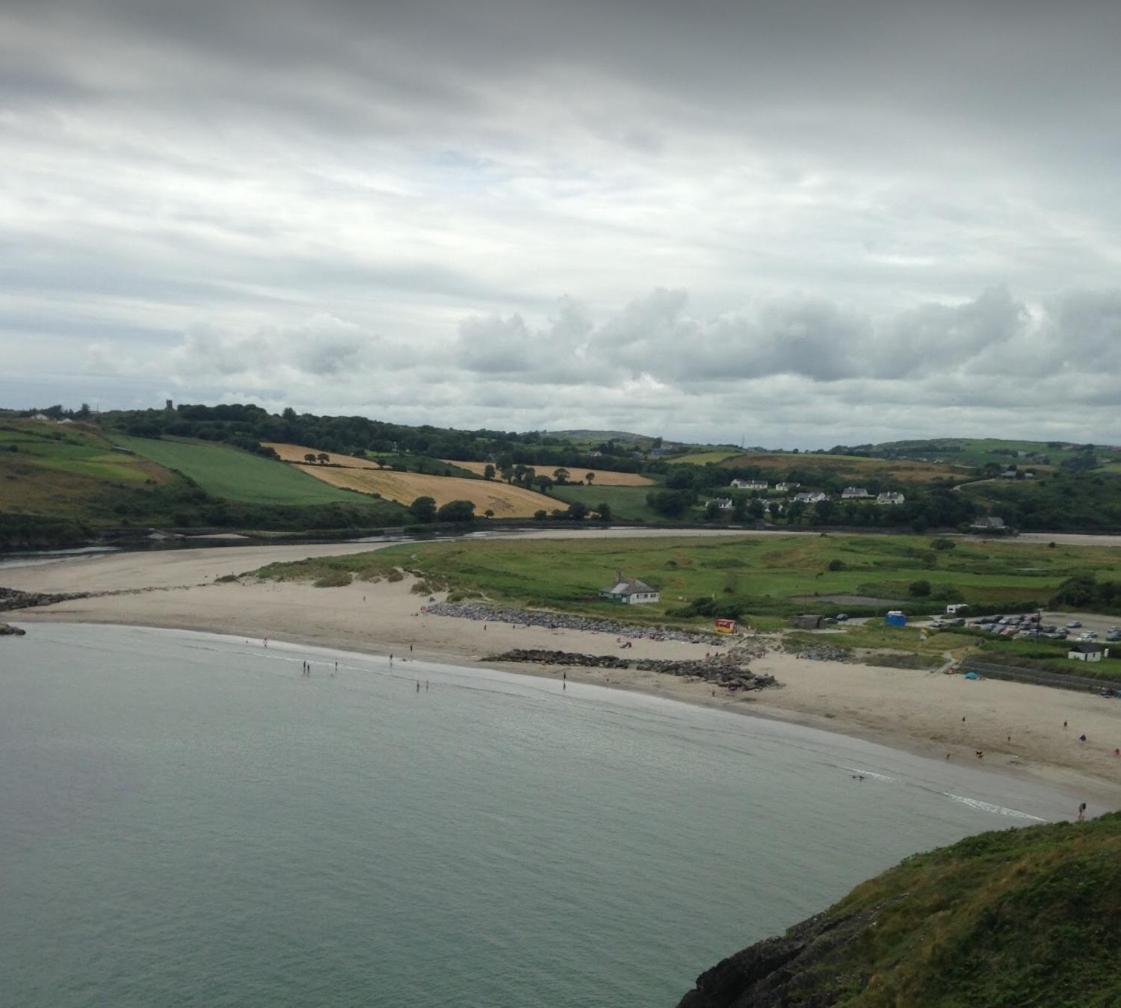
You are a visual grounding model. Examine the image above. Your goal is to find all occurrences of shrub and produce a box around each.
[909,579,932,597]
[313,570,352,587]
[386,569,405,583]
[828,559,847,571]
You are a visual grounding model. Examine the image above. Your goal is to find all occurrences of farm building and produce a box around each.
[841,486,872,499]
[793,491,827,504]
[600,573,660,605]
[731,478,768,490]
[876,492,905,505]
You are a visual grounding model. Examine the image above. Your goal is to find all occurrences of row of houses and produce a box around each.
[728,479,904,505]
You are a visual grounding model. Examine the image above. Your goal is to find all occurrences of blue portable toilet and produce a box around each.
[885,610,907,627]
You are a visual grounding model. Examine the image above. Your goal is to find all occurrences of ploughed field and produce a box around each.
[265,443,557,517]
[446,460,654,487]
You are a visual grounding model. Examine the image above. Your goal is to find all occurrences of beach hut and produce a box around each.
[885,610,907,628]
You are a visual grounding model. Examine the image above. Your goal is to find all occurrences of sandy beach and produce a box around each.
[5,535,1121,806]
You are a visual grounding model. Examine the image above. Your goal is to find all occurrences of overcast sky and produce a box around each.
[4,0,1120,446]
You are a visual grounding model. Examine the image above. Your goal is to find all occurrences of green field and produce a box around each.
[113,435,372,505]
[1,421,165,485]
[549,483,666,522]
[256,532,1121,622]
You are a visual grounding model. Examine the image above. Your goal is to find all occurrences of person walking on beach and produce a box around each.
[1077,802,1087,822]
[416,681,420,693]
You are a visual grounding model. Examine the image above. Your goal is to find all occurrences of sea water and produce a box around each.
[0,624,1080,1007]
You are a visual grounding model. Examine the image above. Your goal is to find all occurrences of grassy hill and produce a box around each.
[832,436,1121,470]
[113,435,368,506]
[449,460,654,487]
[678,812,1121,1008]
[0,422,406,548]
[265,442,558,518]
[705,451,970,485]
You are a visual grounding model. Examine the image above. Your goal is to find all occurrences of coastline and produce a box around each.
[4,538,1121,808]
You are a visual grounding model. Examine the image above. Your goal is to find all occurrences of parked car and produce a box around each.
[835,613,848,622]
[1066,620,1082,628]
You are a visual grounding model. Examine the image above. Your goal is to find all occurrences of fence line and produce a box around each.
[958,657,1115,693]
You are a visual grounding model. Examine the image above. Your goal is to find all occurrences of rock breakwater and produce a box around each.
[0,587,91,612]
[423,601,728,644]
[485,648,778,692]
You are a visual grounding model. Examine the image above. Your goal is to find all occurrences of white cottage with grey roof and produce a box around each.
[600,572,660,605]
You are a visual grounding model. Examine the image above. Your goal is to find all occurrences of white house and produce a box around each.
[841,486,872,499]
[876,492,905,505]
[970,516,1006,531]
[730,479,768,490]
[711,497,734,511]
[774,481,799,493]
[600,573,661,605]
[1068,643,1109,662]
[793,491,827,504]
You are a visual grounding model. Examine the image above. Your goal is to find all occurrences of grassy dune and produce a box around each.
[447,459,654,487]
[256,532,1121,620]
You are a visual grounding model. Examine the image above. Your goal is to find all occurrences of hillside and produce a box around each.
[265,442,558,517]
[710,452,970,485]
[830,437,1121,471]
[448,459,654,487]
[677,812,1121,1008]
[0,421,405,548]
[113,435,368,506]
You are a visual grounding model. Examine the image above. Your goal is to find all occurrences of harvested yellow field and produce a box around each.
[446,460,653,487]
[264,443,557,517]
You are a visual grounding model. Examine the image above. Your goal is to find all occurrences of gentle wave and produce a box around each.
[941,793,1048,821]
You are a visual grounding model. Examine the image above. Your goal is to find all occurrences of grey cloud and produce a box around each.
[6,0,1121,447]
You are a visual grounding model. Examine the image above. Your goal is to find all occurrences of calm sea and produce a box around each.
[0,624,1077,1007]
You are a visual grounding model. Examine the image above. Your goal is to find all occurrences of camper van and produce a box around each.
[945,604,969,615]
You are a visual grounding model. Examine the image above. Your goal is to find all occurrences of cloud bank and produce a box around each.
[3,0,1120,444]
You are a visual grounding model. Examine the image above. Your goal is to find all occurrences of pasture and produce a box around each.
[113,436,365,505]
[447,460,653,487]
[549,484,665,522]
[1,421,170,486]
[267,443,557,517]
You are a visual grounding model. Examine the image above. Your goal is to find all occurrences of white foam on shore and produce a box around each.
[941,793,1048,821]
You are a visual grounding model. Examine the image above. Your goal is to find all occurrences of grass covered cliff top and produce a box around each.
[680,812,1121,1008]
